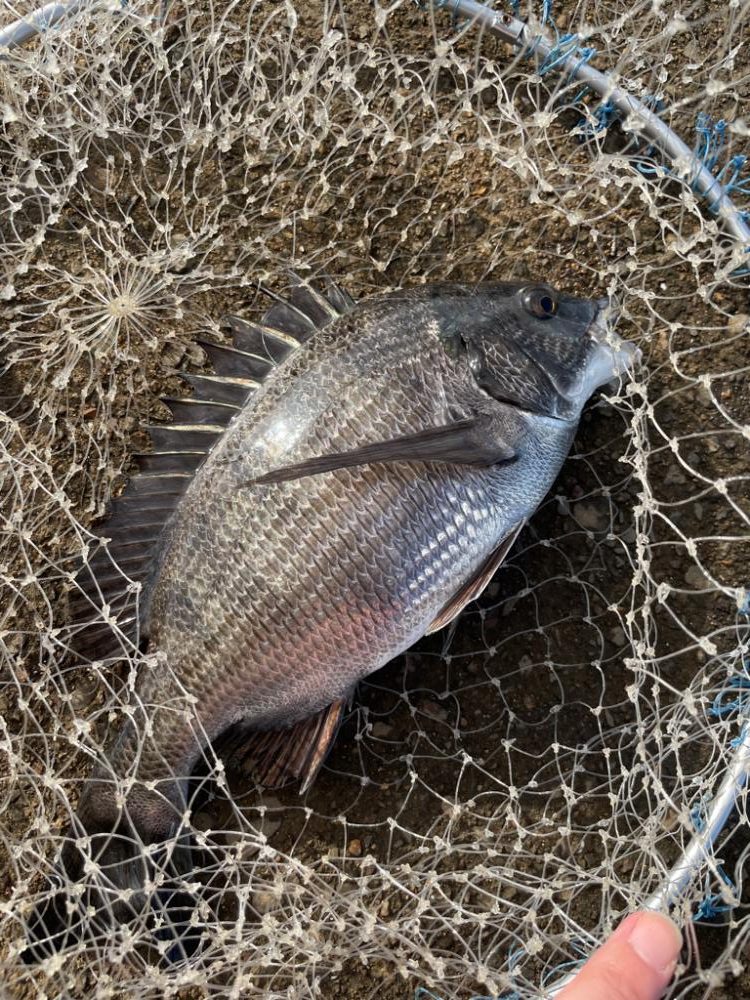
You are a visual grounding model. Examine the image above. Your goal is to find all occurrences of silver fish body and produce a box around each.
[25,280,637,956]
[143,294,575,798]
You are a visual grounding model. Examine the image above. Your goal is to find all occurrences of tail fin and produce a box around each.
[150,885,206,965]
[22,881,85,962]
[22,825,204,966]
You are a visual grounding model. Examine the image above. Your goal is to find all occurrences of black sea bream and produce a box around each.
[26,279,637,956]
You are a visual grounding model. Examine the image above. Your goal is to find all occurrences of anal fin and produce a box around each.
[426,520,525,634]
[226,699,348,793]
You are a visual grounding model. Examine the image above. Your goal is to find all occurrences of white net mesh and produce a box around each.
[1,0,750,996]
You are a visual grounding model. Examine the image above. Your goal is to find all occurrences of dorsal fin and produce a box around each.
[180,373,253,406]
[322,277,356,314]
[194,341,269,381]
[260,289,317,340]
[160,397,238,426]
[70,277,355,661]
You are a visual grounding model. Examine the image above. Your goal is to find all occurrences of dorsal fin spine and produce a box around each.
[234,320,300,348]
[187,374,256,386]
[147,423,226,433]
[260,285,317,326]
[162,397,239,411]
[196,340,268,365]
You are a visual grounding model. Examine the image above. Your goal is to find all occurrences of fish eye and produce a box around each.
[521,285,558,319]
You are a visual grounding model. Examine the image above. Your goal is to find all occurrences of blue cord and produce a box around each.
[694,868,736,922]
[535,33,595,77]
[577,93,664,144]
[540,956,586,987]
[690,798,708,834]
[710,676,750,719]
[695,113,727,172]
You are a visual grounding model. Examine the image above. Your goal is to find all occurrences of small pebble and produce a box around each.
[663,466,686,486]
[252,890,276,914]
[347,839,363,857]
[573,501,608,533]
[420,700,448,722]
[727,313,748,336]
[684,564,708,589]
[608,625,627,647]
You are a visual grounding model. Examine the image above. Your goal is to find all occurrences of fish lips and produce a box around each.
[583,298,641,395]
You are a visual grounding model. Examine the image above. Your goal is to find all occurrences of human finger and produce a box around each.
[556,911,682,1000]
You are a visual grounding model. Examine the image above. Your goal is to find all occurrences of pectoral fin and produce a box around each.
[251,417,516,486]
[426,519,525,634]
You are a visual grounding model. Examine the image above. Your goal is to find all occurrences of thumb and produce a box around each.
[557,912,682,1000]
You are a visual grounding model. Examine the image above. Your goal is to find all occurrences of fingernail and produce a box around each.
[626,912,683,976]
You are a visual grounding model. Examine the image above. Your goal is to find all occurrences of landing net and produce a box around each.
[1,0,749,996]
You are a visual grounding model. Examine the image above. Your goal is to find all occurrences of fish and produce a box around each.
[24,277,638,960]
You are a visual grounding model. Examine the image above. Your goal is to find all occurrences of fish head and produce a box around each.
[456,282,639,420]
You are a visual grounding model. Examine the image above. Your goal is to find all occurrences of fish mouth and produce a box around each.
[583,297,641,393]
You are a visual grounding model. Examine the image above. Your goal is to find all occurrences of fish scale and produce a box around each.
[25,278,638,960]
